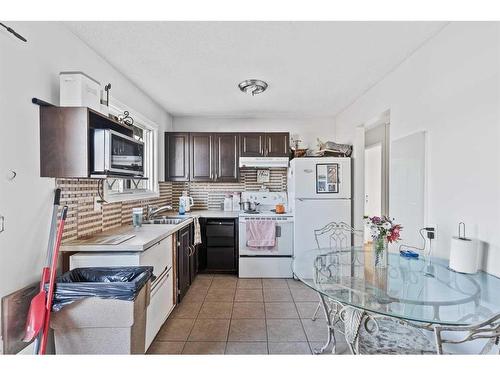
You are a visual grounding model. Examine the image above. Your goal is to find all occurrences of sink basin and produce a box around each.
[144,216,189,225]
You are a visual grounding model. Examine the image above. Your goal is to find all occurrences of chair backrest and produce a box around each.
[314,221,361,251]
[434,313,500,354]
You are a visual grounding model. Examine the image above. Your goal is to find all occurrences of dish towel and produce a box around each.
[246,220,276,248]
[193,216,202,245]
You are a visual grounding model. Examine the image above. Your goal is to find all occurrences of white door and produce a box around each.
[292,158,351,199]
[293,199,351,278]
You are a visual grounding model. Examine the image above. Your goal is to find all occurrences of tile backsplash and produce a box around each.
[57,168,287,242]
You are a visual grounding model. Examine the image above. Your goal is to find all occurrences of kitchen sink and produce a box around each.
[143,216,189,225]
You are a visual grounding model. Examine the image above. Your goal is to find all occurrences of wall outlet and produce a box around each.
[94,196,102,212]
[425,225,437,241]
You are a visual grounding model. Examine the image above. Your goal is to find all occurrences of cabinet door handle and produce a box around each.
[0,215,4,234]
[188,244,196,256]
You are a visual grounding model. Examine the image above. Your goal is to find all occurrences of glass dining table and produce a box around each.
[293,247,500,354]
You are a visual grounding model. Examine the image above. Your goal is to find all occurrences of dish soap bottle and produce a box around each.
[179,198,186,215]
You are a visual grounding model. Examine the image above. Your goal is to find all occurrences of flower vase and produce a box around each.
[373,237,388,268]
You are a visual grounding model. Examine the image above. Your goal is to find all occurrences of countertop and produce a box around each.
[61,218,194,252]
[180,209,240,218]
[60,209,238,253]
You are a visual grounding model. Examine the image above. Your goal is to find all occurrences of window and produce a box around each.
[103,99,159,202]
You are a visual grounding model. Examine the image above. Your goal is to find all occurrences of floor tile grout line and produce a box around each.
[159,276,321,354]
[183,275,213,352]
[225,277,237,353]
[295,299,314,354]
[263,283,270,354]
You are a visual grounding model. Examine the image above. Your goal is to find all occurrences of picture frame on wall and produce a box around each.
[316,163,339,193]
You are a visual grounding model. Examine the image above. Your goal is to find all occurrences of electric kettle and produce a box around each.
[179,191,194,212]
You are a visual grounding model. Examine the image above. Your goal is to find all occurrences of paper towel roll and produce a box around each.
[449,236,478,274]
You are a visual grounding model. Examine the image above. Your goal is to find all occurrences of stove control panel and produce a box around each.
[241,192,287,205]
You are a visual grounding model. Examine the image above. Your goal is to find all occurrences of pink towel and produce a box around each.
[246,220,276,248]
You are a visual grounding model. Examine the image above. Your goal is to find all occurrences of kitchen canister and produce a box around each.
[449,222,478,274]
[132,208,143,227]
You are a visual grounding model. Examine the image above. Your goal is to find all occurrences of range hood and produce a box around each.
[239,157,289,168]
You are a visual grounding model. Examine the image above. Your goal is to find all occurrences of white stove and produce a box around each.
[238,192,294,278]
[238,192,292,217]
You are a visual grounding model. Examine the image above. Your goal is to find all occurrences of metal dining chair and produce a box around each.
[434,313,500,354]
[346,309,500,355]
[311,223,435,355]
[341,307,436,355]
[311,221,362,321]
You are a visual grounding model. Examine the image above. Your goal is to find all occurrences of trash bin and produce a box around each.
[49,266,153,354]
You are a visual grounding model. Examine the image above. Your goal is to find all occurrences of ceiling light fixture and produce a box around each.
[238,79,268,96]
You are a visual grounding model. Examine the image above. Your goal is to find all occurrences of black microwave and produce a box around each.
[91,129,145,176]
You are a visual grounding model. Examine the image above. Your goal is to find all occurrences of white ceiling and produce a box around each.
[65,21,446,117]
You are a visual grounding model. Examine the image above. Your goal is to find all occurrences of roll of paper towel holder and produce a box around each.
[449,222,478,274]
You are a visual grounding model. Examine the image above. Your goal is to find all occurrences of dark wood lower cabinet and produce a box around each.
[177,225,190,302]
[177,222,198,303]
[197,218,237,274]
[189,223,198,284]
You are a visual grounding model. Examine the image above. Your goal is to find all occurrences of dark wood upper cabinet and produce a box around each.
[190,133,213,181]
[165,132,190,181]
[165,131,289,183]
[239,133,265,157]
[214,133,239,182]
[266,132,290,157]
[39,106,134,178]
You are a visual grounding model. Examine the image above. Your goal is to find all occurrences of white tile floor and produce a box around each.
[147,274,349,355]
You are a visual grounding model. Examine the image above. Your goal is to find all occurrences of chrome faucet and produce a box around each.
[146,204,173,220]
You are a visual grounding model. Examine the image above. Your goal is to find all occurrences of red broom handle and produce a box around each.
[39,206,68,355]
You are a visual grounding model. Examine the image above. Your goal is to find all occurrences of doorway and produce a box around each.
[364,144,382,242]
[363,120,390,244]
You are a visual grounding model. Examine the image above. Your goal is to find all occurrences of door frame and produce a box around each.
[364,122,390,217]
[353,110,390,246]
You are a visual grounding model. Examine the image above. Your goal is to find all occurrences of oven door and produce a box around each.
[107,130,144,175]
[238,217,293,256]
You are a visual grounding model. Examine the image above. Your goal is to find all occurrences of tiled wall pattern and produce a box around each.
[56,179,171,242]
[56,168,287,242]
[171,168,288,210]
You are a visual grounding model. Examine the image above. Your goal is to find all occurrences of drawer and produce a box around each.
[70,252,140,270]
[145,268,174,350]
[207,247,236,270]
[140,236,173,278]
[206,236,234,247]
[206,222,234,237]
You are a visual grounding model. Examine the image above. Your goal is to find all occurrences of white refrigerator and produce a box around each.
[288,157,352,277]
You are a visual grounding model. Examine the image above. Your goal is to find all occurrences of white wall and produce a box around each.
[0,21,172,343]
[173,116,335,149]
[335,22,500,276]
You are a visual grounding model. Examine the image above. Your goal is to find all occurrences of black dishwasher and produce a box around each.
[203,218,237,273]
